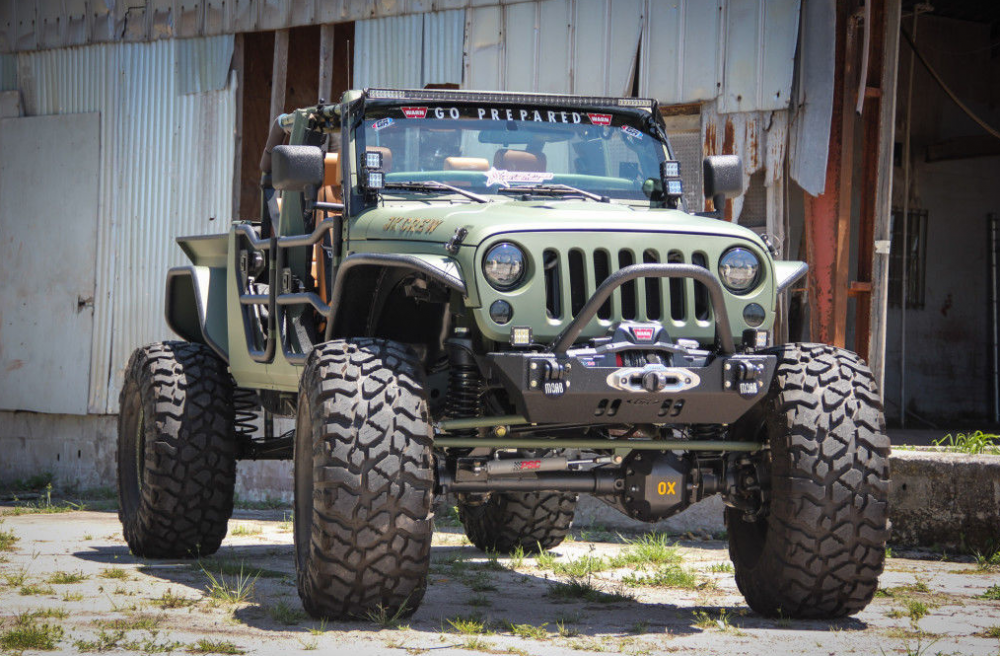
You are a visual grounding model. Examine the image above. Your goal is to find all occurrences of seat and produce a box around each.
[444,156,490,171]
[493,149,547,172]
[312,152,342,307]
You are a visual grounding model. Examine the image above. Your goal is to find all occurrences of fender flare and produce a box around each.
[165,266,229,362]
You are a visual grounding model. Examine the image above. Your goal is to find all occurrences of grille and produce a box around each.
[542,245,715,329]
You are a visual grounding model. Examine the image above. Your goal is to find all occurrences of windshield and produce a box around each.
[359,103,668,202]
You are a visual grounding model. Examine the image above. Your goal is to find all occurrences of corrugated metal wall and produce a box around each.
[17,37,236,414]
[354,10,464,89]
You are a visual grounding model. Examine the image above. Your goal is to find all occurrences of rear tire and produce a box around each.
[294,339,434,620]
[459,491,578,554]
[117,342,236,558]
[726,343,890,619]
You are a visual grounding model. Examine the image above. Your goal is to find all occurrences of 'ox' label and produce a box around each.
[588,113,612,126]
[402,107,427,119]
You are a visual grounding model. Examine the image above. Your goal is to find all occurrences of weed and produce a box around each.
[468,572,498,592]
[546,576,633,604]
[553,555,608,577]
[609,533,683,568]
[96,614,161,632]
[979,626,1000,638]
[467,594,492,607]
[933,431,1000,455]
[149,588,194,609]
[6,472,55,491]
[693,608,733,631]
[556,621,579,637]
[230,522,262,536]
[706,562,733,574]
[186,638,246,654]
[61,591,84,602]
[25,609,69,620]
[100,567,131,580]
[0,616,64,652]
[885,546,894,559]
[629,620,649,634]
[2,484,87,516]
[268,600,306,625]
[191,557,285,580]
[535,549,557,569]
[462,636,494,652]
[366,601,411,627]
[19,583,56,596]
[507,622,548,640]
[47,570,87,584]
[202,564,258,605]
[0,523,18,552]
[622,565,698,589]
[509,544,525,569]
[481,550,508,572]
[977,584,1000,600]
[446,615,486,635]
[297,636,319,650]
[906,599,929,624]
[3,566,29,587]
[974,546,1000,572]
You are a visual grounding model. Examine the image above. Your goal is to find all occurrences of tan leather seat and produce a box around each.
[494,149,547,172]
[312,152,343,307]
[367,146,393,173]
[444,156,490,171]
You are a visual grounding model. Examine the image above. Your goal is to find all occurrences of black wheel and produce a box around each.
[117,342,236,558]
[294,339,434,620]
[727,343,890,619]
[459,491,578,554]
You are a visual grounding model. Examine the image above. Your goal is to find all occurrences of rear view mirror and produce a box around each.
[272,145,324,191]
[703,155,743,217]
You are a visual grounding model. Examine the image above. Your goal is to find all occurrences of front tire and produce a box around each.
[459,491,578,554]
[294,339,434,620]
[727,343,890,619]
[117,342,237,558]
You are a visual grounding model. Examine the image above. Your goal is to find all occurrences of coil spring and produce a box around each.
[689,424,725,441]
[233,388,259,439]
[445,362,481,438]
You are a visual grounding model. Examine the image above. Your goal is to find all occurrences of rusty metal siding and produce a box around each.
[17,38,235,414]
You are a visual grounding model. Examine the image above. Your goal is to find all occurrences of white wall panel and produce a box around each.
[17,38,236,414]
[354,14,423,89]
[423,9,464,85]
[573,0,643,97]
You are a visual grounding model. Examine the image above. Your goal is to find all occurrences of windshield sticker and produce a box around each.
[402,107,428,119]
[621,125,643,139]
[372,117,394,131]
[588,113,613,126]
[484,168,556,188]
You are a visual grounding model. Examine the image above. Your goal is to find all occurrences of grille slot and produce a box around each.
[643,249,662,320]
[543,249,561,319]
[618,250,636,320]
[593,249,612,319]
[692,252,711,321]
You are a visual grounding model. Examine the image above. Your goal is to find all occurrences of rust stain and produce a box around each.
[722,118,734,156]
[746,120,760,170]
[6,359,24,372]
[704,123,717,156]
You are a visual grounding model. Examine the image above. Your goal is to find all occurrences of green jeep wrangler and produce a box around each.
[117,88,890,621]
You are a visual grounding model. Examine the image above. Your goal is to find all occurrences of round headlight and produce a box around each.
[718,247,760,294]
[483,242,526,291]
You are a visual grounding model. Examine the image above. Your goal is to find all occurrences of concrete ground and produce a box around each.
[2,504,999,656]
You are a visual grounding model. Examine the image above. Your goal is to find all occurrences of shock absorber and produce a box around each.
[445,338,481,438]
[233,388,259,440]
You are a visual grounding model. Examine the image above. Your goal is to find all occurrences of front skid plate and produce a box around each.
[488,353,777,425]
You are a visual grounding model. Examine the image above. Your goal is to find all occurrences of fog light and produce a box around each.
[743,303,766,327]
[490,300,513,325]
[510,326,533,347]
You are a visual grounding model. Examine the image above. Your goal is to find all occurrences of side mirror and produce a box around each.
[703,155,743,217]
[272,145,324,191]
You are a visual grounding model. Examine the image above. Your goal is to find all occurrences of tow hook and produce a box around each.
[528,357,568,397]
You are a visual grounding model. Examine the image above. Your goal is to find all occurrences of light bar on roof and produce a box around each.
[364,88,655,110]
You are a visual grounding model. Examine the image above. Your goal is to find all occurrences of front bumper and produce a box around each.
[485,263,777,425]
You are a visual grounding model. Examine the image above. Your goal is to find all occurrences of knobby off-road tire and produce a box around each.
[117,342,236,558]
[727,343,890,619]
[295,339,434,620]
[459,491,578,554]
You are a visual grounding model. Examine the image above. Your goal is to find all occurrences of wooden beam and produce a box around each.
[270,29,289,121]
[926,135,1000,162]
[318,24,335,104]
[231,32,244,220]
[869,0,902,395]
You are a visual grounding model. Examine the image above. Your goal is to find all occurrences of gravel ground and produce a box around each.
[1,503,999,656]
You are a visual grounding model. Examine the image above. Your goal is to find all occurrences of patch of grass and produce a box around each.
[95,613,162,632]
[268,600,306,625]
[629,620,649,634]
[5,472,55,491]
[192,557,285,580]
[202,564,258,605]
[906,599,929,624]
[535,549,557,569]
[467,594,492,607]
[365,601,412,627]
[609,533,683,568]
[152,588,197,609]
[978,626,1000,638]
[622,565,698,589]
[461,636,494,652]
[480,550,508,572]
[692,608,734,631]
[505,622,548,640]
[974,546,1000,572]
[885,546,894,559]
[508,545,526,570]
[229,522,262,537]
[977,584,1000,600]
[2,484,87,516]
[186,638,246,654]
[100,566,131,580]
[553,555,608,577]
[546,576,633,604]
[74,630,126,652]
[3,566,29,587]
[47,570,88,584]
[19,583,56,596]
[933,431,1000,455]
[446,615,487,635]
[24,609,69,620]
[0,612,64,652]
[468,572,498,592]
[706,562,733,574]
[0,523,18,552]
[61,591,84,602]
[556,621,579,638]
